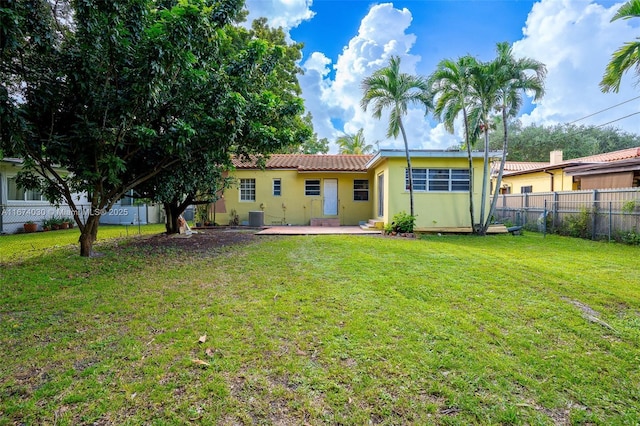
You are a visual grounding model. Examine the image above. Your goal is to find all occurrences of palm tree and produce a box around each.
[429,55,482,232]
[601,0,640,93]
[361,56,431,217]
[468,59,500,234]
[336,129,374,154]
[484,42,545,233]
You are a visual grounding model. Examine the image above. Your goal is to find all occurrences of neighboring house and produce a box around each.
[0,158,88,234]
[98,189,164,226]
[0,158,160,233]
[225,149,500,229]
[495,147,640,194]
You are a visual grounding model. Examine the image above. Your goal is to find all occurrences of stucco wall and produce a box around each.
[372,156,488,229]
[501,169,576,194]
[224,169,373,226]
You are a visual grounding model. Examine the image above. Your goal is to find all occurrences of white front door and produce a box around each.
[323,179,338,215]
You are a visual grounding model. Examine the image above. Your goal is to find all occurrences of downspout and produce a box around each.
[544,170,554,192]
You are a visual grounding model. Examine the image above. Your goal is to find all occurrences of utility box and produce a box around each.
[248,211,264,227]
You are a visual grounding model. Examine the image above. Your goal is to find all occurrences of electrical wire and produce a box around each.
[567,95,640,124]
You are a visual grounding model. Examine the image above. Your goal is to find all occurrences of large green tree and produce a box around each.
[429,55,482,231]
[278,113,329,154]
[1,0,307,256]
[601,0,640,92]
[134,17,311,233]
[336,129,374,154]
[361,56,431,217]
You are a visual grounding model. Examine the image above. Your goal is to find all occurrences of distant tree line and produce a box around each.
[488,121,640,162]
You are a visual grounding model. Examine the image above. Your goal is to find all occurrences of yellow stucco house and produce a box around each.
[222,149,499,230]
[494,147,640,194]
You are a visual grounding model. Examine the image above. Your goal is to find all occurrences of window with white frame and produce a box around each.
[273,178,281,196]
[240,178,256,201]
[7,176,43,201]
[521,185,533,194]
[405,168,428,191]
[305,179,320,196]
[405,168,469,192]
[353,179,369,201]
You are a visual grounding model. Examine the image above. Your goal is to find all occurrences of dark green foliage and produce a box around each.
[489,122,640,162]
[615,229,640,245]
[277,113,329,154]
[558,208,593,239]
[385,211,416,234]
[1,0,310,251]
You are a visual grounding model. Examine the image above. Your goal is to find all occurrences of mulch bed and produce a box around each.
[125,229,263,256]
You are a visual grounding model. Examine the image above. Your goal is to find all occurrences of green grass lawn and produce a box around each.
[1,231,638,425]
[0,224,166,263]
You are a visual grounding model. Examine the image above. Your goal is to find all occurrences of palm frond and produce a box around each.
[612,0,640,21]
[600,39,640,93]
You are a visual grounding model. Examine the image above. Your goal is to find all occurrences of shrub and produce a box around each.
[614,229,640,245]
[558,208,592,239]
[385,211,416,234]
[622,200,637,214]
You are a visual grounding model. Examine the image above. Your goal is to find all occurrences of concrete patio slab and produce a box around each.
[256,226,382,235]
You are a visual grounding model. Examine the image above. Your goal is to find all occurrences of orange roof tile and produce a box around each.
[497,146,640,176]
[571,147,640,163]
[232,154,373,172]
[491,161,547,175]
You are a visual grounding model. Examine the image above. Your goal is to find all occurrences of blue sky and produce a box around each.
[245,0,637,153]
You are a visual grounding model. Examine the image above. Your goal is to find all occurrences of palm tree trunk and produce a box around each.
[398,118,414,217]
[479,122,490,236]
[462,108,476,233]
[485,107,509,232]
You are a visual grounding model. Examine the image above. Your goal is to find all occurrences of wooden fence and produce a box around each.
[493,188,640,240]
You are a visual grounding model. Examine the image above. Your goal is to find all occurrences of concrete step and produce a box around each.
[360,219,385,230]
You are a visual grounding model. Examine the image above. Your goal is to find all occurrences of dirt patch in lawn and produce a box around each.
[125,229,264,256]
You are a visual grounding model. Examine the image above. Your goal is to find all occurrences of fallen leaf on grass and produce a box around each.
[198,335,207,343]
[205,348,216,357]
[192,359,210,366]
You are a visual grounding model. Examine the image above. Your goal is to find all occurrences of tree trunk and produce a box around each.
[462,108,476,233]
[163,196,194,234]
[398,118,414,217]
[478,123,490,236]
[79,213,100,257]
[484,107,509,234]
[164,201,180,234]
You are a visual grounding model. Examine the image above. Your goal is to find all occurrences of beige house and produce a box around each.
[495,147,640,194]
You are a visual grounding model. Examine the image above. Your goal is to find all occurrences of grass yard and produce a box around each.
[0,230,639,425]
[0,224,167,263]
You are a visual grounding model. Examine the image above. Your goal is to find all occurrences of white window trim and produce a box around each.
[273,178,281,197]
[6,175,47,203]
[405,168,470,193]
[239,178,256,202]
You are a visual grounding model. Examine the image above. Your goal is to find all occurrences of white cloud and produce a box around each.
[515,0,640,134]
[243,0,315,30]
[299,3,447,152]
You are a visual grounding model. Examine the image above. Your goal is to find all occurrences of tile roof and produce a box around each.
[572,146,640,163]
[490,161,547,175]
[498,146,640,177]
[232,154,373,172]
